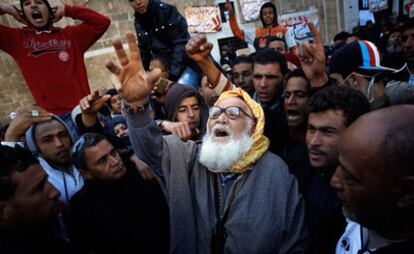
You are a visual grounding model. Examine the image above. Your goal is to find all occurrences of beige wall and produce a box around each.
[0,0,346,125]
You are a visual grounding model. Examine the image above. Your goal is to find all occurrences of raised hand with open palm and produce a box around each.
[106,32,161,107]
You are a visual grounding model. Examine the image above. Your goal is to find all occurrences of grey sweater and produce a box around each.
[127,108,310,253]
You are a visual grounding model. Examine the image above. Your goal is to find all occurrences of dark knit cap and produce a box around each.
[164,83,209,136]
[108,115,127,134]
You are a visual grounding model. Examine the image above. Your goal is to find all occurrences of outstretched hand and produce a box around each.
[296,22,328,87]
[106,32,161,106]
[185,34,213,64]
[161,121,200,142]
[79,90,111,115]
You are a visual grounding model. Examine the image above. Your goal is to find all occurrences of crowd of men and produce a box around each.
[0,0,414,253]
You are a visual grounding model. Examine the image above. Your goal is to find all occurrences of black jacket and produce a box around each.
[306,167,346,254]
[134,0,190,80]
[69,159,170,253]
[0,228,74,254]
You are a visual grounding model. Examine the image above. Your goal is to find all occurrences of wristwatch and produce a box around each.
[123,101,148,114]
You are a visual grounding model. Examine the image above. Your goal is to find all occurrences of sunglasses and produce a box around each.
[209,106,253,120]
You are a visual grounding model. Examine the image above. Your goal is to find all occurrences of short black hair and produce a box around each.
[285,69,311,95]
[105,88,119,109]
[71,133,107,171]
[232,55,253,68]
[269,37,287,49]
[0,145,39,200]
[260,2,278,26]
[333,31,351,42]
[253,48,288,75]
[151,54,171,72]
[308,86,370,127]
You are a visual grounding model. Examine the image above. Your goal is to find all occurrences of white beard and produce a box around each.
[199,124,253,173]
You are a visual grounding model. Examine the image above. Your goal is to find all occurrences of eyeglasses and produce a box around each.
[209,106,254,120]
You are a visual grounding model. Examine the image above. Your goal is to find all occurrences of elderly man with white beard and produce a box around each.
[105,32,309,253]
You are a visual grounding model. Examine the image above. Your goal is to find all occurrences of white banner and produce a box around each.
[369,0,388,12]
[185,6,222,33]
[238,0,268,22]
[278,9,319,44]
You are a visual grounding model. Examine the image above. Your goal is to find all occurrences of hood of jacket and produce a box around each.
[164,83,209,137]
[25,115,74,157]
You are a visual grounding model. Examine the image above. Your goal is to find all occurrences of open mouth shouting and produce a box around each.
[24,6,50,29]
[28,10,47,27]
[286,109,302,125]
[211,125,231,142]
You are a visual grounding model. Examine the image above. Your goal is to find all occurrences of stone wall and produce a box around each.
[0,0,346,125]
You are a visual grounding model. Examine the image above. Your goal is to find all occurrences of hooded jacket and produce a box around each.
[26,116,84,203]
[229,2,296,50]
[164,83,209,138]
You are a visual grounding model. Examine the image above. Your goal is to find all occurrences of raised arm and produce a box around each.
[296,22,328,88]
[63,5,110,52]
[4,106,52,142]
[185,34,233,95]
[0,3,27,53]
[0,3,26,24]
[78,89,110,128]
[226,0,255,45]
[105,32,163,175]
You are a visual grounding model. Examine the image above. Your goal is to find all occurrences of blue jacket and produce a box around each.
[134,0,190,80]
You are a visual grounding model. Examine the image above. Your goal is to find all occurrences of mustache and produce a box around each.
[210,123,232,135]
[308,146,327,155]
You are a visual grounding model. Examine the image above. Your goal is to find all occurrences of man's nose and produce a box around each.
[330,166,343,191]
[108,154,119,165]
[287,94,296,105]
[259,77,267,87]
[188,109,194,118]
[309,131,322,146]
[54,137,64,148]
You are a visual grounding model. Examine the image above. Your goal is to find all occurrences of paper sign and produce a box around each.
[185,6,222,33]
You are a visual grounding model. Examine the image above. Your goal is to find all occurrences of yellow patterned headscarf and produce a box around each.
[215,87,269,173]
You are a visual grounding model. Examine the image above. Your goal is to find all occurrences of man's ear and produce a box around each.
[79,169,93,180]
[397,176,414,208]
